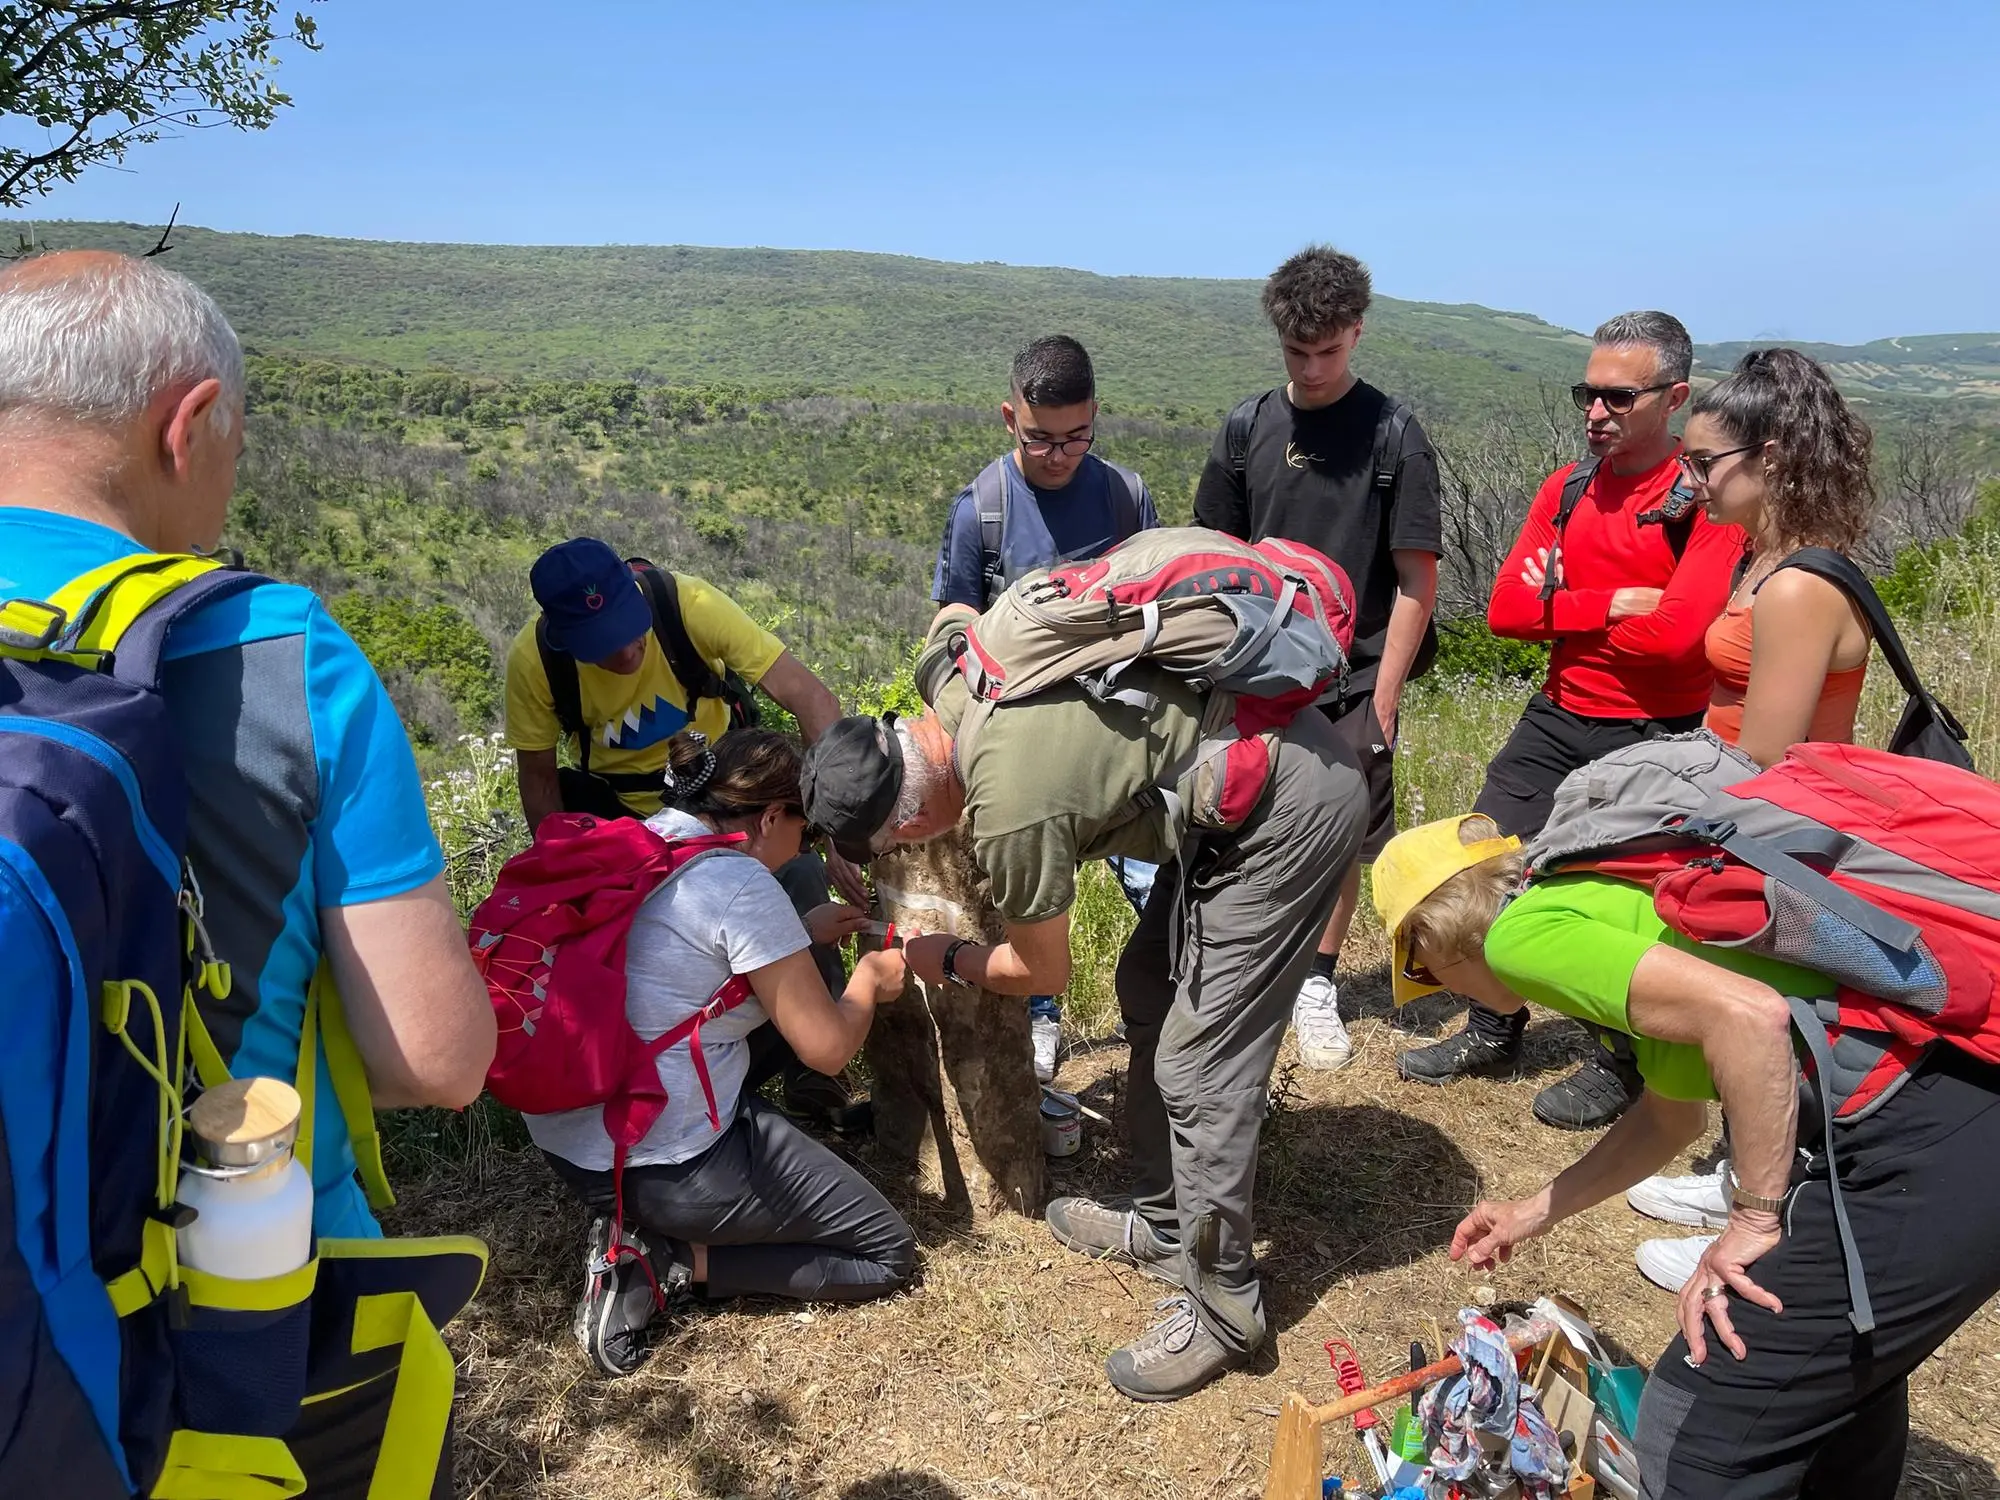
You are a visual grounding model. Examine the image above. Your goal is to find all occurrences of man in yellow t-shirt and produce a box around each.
[505,537,871,1132]
[505,537,845,830]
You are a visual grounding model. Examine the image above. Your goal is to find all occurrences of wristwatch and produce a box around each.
[1726,1167,1787,1214]
[939,939,973,988]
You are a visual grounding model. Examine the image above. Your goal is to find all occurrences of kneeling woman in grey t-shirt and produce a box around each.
[529,729,915,1377]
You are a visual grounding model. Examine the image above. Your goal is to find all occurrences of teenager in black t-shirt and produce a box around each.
[1194,245,1441,1074]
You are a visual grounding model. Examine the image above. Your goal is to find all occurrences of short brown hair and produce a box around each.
[1262,245,1372,341]
[1401,815,1525,971]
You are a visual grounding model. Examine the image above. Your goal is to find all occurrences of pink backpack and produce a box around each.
[469,814,758,1286]
[929,527,1355,828]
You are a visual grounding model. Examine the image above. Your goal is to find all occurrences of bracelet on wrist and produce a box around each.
[1726,1167,1787,1215]
[939,939,973,988]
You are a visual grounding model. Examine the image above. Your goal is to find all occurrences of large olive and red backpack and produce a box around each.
[1521,732,2000,1331]
[923,526,1356,831]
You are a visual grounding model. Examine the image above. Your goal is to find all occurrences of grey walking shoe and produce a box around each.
[1044,1197,1182,1286]
[1105,1295,1248,1402]
[572,1217,693,1378]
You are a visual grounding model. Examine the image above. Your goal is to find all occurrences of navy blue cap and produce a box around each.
[530,538,653,664]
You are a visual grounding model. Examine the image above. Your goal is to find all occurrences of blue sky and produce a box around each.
[17,0,1999,344]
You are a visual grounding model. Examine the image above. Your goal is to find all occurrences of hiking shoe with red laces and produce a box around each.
[572,1217,692,1377]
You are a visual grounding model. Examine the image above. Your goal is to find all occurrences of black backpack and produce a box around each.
[1768,548,1973,769]
[534,559,760,787]
[1224,387,1438,680]
[973,457,1149,609]
[1538,457,1700,602]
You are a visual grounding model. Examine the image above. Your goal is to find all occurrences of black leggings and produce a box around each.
[546,1098,916,1303]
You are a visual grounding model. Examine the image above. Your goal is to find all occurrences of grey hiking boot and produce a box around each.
[1105,1295,1248,1402]
[572,1217,693,1377]
[1045,1197,1182,1286]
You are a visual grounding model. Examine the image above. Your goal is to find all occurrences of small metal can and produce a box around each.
[1039,1090,1081,1157]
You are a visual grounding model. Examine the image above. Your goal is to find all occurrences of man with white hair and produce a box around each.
[800,617,1367,1401]
[0,250,495,1219]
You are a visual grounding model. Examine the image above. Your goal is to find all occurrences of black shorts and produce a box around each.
[1471,693,1706,840]
[1322,693,1396,862]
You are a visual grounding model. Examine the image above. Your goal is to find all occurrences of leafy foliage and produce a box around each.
[0,3,319,207]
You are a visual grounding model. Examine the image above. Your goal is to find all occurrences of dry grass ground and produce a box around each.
[390,917,2000,1500]
[407,553,2000,1498]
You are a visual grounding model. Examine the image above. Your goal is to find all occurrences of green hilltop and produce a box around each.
[13,219,1997,420]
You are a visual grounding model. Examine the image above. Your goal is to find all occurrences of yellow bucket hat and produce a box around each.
[1372,816,1523,1006]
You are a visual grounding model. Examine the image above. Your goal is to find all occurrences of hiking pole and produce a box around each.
[1261,1315,1557,1500]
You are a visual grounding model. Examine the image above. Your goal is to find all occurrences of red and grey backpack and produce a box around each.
[468,814,758,1278]
[923,525,1356,831]
[1521,732,2000,1331]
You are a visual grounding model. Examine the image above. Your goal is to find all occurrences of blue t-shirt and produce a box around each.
[931,452,1159,609]
[0,509,445,1238]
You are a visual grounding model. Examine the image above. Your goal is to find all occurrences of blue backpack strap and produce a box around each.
[42,555,268,693]
[973,459,1010,608]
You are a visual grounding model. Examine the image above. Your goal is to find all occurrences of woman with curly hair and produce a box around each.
[1681,349,1876,766]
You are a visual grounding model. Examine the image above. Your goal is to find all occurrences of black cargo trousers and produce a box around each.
[1634,1045,2000,1498]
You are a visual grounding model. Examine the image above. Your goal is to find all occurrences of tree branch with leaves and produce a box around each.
[0,1,320,207]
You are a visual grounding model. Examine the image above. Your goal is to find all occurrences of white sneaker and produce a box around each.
[1636,1234,1716,1293]
[1627,1167,1730,1228]
[1030,1013,1060,1084]
[1292,972,1353,1072]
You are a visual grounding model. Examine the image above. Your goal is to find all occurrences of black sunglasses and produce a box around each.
[1570,382,1674,415]
[1676,444,1762,485]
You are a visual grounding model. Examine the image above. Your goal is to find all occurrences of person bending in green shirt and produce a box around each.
[1372,814,2000,1500]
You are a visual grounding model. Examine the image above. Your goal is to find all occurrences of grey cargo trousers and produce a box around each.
[1118,709,1366,1354]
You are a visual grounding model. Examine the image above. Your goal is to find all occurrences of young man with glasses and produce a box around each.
[1194,244,1442,1076]
[1397,311,1743,1129]
[931,334,1158,617]
[930,334,1160,1081]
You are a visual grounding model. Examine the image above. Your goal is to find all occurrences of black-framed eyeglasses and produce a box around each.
[1570,382,1674,415]
[1676,444,1761,484]
[1014,429,1095,457]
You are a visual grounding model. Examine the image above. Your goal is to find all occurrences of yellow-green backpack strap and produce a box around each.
[46,552,222,655]
[149,1432,306,1500]
[311,960,395,1212]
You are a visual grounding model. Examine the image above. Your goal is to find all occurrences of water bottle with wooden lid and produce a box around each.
[177,1076,316,1279]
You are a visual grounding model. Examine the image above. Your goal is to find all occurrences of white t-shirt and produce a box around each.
[523,809,811,1169]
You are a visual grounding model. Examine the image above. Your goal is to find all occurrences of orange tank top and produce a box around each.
[1703,601,1867,746]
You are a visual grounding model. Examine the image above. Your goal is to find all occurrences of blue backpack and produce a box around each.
[0,553,483,1499]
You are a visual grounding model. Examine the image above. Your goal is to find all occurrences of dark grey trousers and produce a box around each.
[1117,710,1367,1353]
[547,1099,917,1303]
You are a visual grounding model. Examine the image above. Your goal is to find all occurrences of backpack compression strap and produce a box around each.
[1540,457,1602,603]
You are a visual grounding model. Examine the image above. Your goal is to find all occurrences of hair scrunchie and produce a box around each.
[662,731,717,803]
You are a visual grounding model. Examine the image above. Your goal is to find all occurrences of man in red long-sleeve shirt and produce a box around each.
[1398,311,1742,1129]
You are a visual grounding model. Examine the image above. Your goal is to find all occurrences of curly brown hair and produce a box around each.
[1689,348,1875,552]
[1261,245,1372,341]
